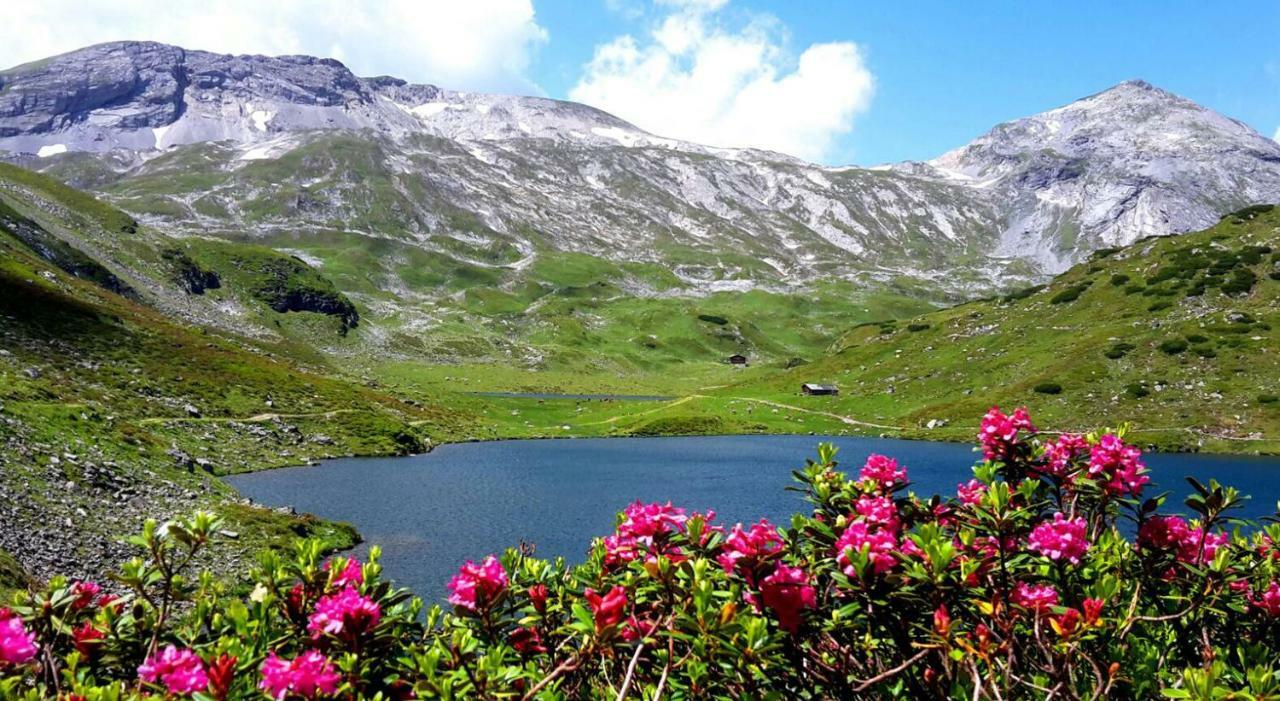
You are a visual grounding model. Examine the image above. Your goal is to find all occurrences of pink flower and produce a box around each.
[979,406,1036,462]
[259,651,341,700]
[618,501,687,539]
[1180,530,1229,566]
[957,479,987,506]
[933,604,952,637]
[854,495,900,531]
[1082,598,1105,626]
[138,645,208,695]
[1027,513,1090,564]
[1250,581,1280,617]
[717,520,784,576]
[584,586,628,633]
[510,626,548,654]
[308,585,381,640]
[1138,515,1227,566]
[447,555,508,613]
[602,533,640,567]
[70,581,102,611]
[758,563,816,633]
[325,558,363,588]
[859,454,907,490]
[835,521,898,576]
[0,610,37,667]
[1138,515,1190,550]
[899,536,925,559]
[527,583,549,614]
[1012,582,1059,613]
[1088,434,1149,496]
[72,621,104,657]
[1041,433,1088,477]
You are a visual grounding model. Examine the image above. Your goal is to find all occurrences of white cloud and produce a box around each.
[1274,126,1280,142]
[569,2,873,162]
[0,0,548,94]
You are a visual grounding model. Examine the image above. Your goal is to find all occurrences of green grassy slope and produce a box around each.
[39,140,946,372]
[728,205,1280,453]
[0,184,489,582]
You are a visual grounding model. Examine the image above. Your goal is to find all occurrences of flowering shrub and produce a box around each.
[3,407,1280,698]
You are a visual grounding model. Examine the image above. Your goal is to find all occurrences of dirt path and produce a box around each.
[577,393,904,432]
[578,395,704,426]
[725,396,904,431]
[137,409,360,426]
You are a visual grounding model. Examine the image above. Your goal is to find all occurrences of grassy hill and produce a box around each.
[0,166,485,584]
[727,205,1280,453]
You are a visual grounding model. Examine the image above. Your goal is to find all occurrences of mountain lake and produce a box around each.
[227,434,1280,602]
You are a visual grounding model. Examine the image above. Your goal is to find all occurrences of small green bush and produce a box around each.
[697,314,729,325]
[1259,394,1279,404]
[1126,383,1150,398]
[1110,274,1130,286]
[1158,339,1188,355]
[1050,284,1089,304]
[1148,300,1174,312]
[1221,268,1257,296]
[1104,342,1136,359]
[1192,345,1217,358]
[906,323,931,332]
[1032,382,1063,395]
[1001,284,1046,303]
[1186,334,1209,344]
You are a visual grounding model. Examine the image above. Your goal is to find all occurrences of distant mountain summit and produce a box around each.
[907,79,1280,270]
[2,41,1279,292]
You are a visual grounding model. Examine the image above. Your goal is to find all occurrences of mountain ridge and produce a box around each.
[2,41,1280,368]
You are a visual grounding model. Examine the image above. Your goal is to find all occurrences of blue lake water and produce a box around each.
[226,435,1280,603]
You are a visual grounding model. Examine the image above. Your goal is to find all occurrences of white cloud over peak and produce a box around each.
[1274,126,1280,142]
[1,0,548,94]
[569,2,873,163]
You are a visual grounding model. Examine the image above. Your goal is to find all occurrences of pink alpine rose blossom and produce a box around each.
[1250,581,1280,617]
[1138,515,1228,565]
[584,585,628,633]
[1012,582,1059,613]
[957,479,987,506]
[325,558,364,588]
[717,519,785,575]
[260,651,342,700]
[618,501,687,539]
[138,645,208,695]
[70,580,102,610]
[1178,529,1229,566]
[758,562,816,633]
[1138,515,1190,551]
[308,585,382,640]
[854,495,900,531]
[859,454,907,489]
[979,406,1036,461]
[1041,433,1088,477]
[0,610,37,667]
[835,522,898,576]
[510,626,548,654]
[1088,434,1149,496]
[447,555,509,612]
[1028,513,1090,564]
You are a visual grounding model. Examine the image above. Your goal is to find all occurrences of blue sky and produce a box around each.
[4,0,1278,165]
[534,0,1280,165]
